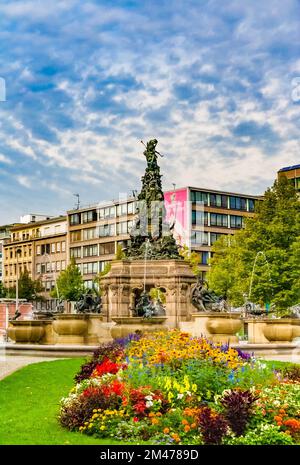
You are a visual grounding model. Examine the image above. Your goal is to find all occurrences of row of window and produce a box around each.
[190,191,256,212]
[69,203,135,225]
[36,242,66,255]
[192,211,244,229]
[4,264,30,276]
[36,261,66,274]
[76,261,110,275]
[70,242,115,259]
[70,221,133,242]
[6,246,32,260]
[191,231,226,246]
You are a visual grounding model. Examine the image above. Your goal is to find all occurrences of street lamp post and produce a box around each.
[15,248,22,319]
[42,252,60,302]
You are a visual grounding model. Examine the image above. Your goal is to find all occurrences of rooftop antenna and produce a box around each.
[73,193,80,210]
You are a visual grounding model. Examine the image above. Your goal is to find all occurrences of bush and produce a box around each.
[220,389,258,436]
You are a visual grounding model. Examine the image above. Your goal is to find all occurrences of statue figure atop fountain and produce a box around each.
[126,139,181,260]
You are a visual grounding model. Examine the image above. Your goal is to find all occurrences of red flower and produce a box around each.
[92,357,127,377]
[133,417,139,422]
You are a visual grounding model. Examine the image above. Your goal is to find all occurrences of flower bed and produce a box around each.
[59,330,300,445]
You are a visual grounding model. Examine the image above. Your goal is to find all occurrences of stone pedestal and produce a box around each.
[101,259,196,328]
[245,319,268,343]
[85,315,112,345]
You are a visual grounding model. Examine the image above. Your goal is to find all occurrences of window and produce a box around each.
[70,213,80,225]
[99,242,115,255]
[41,244,50,255]
[117,203,128,217]
[83,245,98,257]
[210,194,228,208]
[70,247,81,258]
[210,213,228,227]
[191,231,208,245]
[229,196,247,211]
[51,262,56,272]
[41,263,46,274]
[190,191,208,205]
[36,264,41,274]
[248,199,255,212]
[36,245,41,255]
[84,280,94,290]
[210,232,224,245]
[82,210,97,223]
[98,208,105,220]
[99,261,110,272]
[71,231,81,242]
[61,241,66,252]
[46,262,51,272]
[116,221,129,235]
[56,242,61,253]
[61,260,66,271]
[82,262,98,275]
[99,224,115,237]
[56,261,61,271]
[51,243,55,253]
[82,228,97,240]
[192,211,208,226]
[103,206,115,219]
[128,202,134,214]
[230,215,243,229]
[197,251,209,265]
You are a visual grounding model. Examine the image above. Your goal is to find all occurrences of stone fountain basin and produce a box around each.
[111,316,168,339]
[7,320,45,343]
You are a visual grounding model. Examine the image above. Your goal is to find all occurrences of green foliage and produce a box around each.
[225,424,295,445]
[208,177,300,312]
[52,257,84,301]
[8,269,44,301]
[179,245,202,276]
[115,244,125,260]
[0,282,6,298]
[94,262,111,296]
[149,287,166,304]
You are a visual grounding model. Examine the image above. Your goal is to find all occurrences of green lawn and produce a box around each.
[0,358,123,445]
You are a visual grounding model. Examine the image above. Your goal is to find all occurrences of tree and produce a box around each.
[52,257,84,301]
[179,245,202,276]
[208,177,300,312]
[8,269,44,301]
[0,282,6,298]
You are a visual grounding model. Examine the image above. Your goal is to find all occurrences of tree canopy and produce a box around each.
[51,257,84,301]
[208,177,300,312]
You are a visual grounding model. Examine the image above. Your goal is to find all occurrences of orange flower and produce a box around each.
[274,416,282,423]
[191,423,197,429]
[279,409,286,415]
[184,425,191,432]
[182,419,189,425]
[148,412,155,418]
[163,427,170,434]
[156,412,162,417]
[151,418,159,425]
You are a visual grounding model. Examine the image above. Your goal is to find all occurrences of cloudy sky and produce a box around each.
[0,0,299,224]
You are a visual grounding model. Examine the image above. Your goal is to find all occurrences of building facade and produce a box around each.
[67,199,136,289]
[277,164,300,192]
[67,187,261,287]
[3,216,67,299]
[0,224,13,283]
[164,187,262,279]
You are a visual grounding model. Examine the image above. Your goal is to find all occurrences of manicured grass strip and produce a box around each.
[0,358,123,445]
